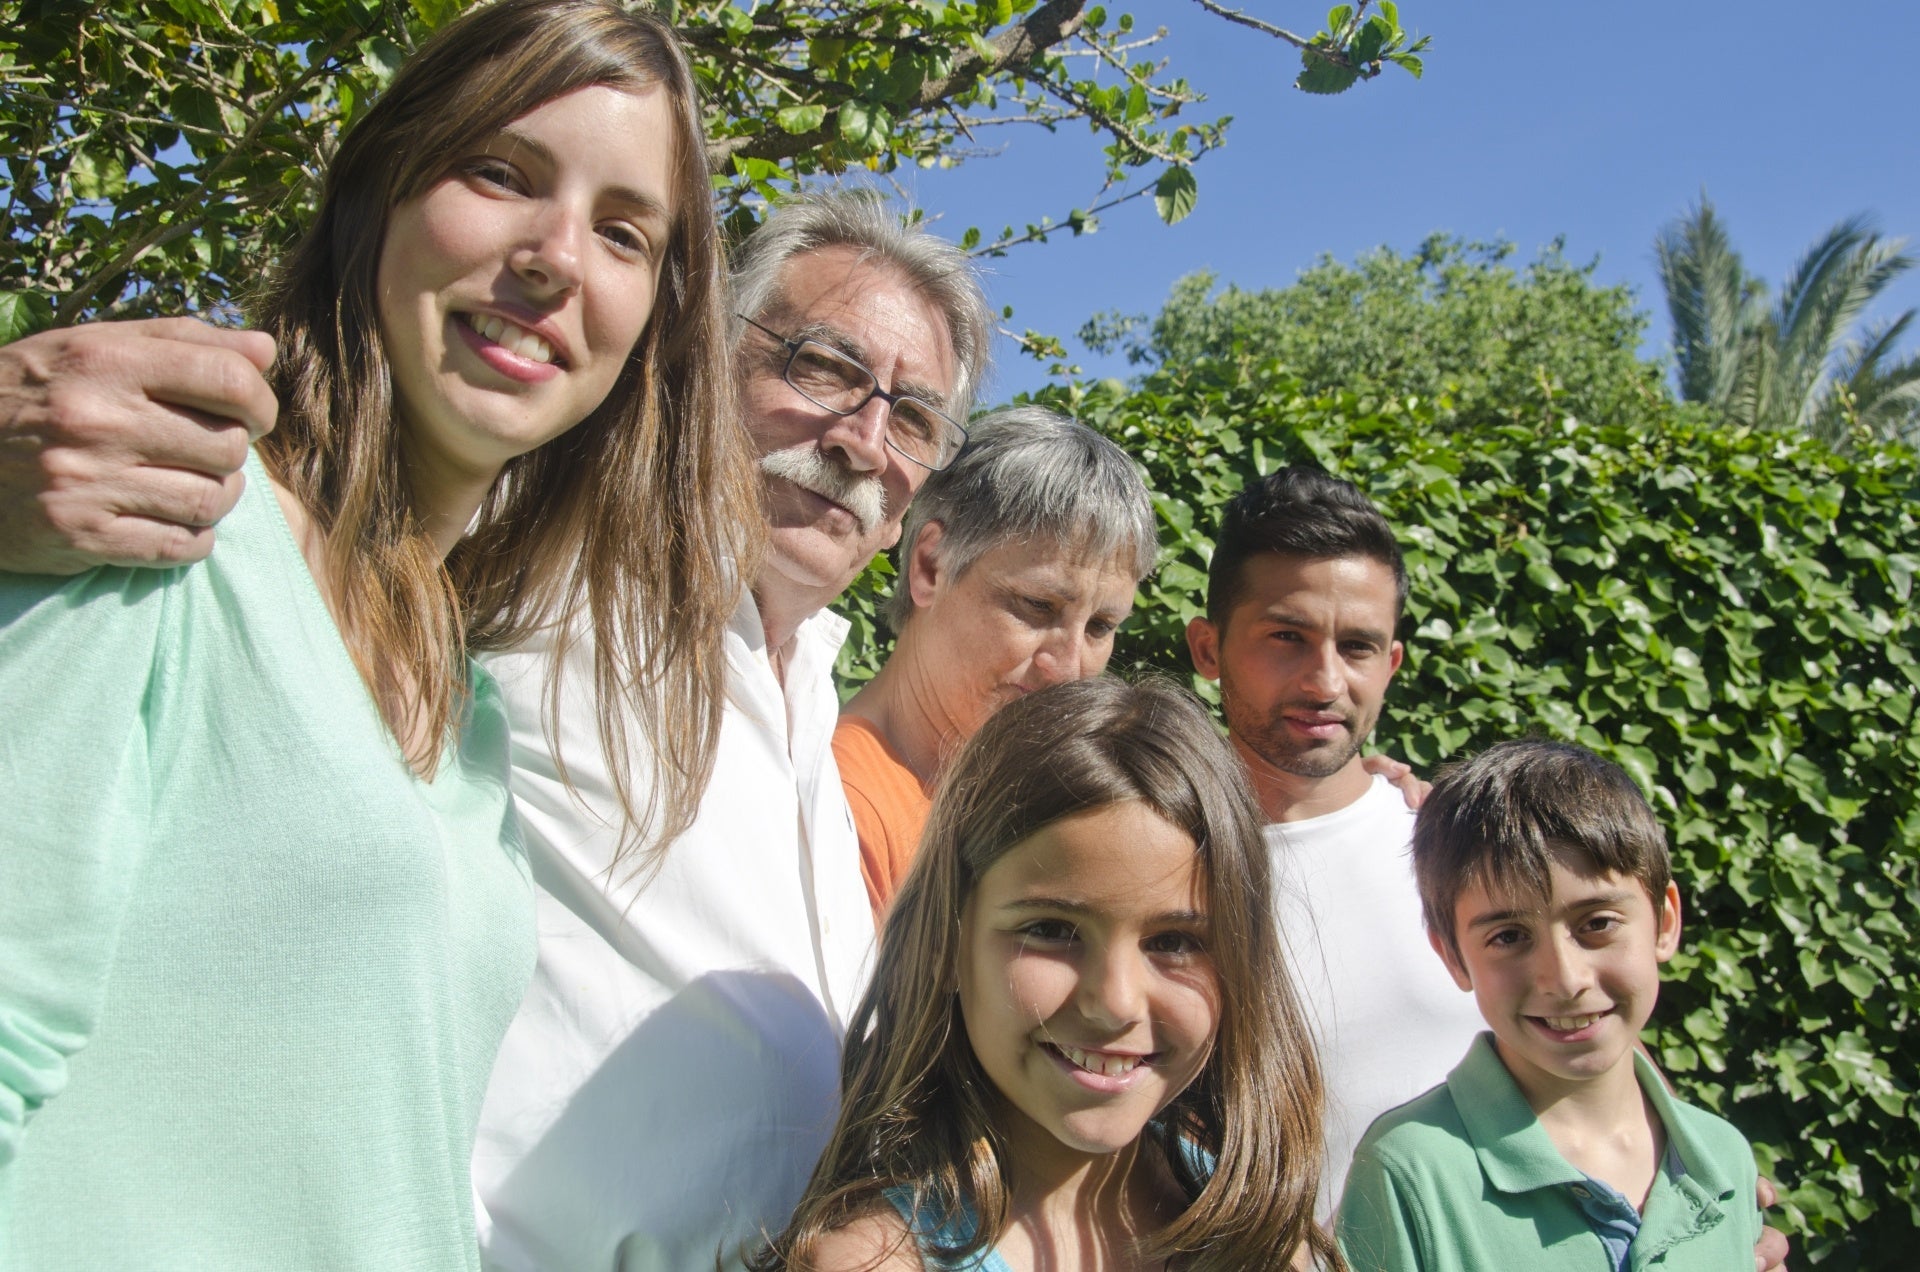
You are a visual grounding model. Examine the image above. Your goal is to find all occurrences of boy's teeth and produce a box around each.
[467,313,555,364]
[1542,1012,1605,1032]
[1059,1044,1144,1077]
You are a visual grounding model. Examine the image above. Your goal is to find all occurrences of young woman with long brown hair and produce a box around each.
[0,1,754,1265]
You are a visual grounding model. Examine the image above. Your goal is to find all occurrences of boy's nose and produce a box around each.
[1536,935,1596,997]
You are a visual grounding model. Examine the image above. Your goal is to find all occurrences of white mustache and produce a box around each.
[760,444,887,537]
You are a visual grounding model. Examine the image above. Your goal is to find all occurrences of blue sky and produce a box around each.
[890,0,1920,404]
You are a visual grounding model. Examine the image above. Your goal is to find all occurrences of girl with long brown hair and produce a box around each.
[754,676,1346,1271]
[0,1,753,1265]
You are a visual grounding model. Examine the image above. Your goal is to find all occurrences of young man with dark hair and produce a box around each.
[1186,465,1482,1214]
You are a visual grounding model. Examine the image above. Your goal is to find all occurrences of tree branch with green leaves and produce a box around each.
[0,0,1429,341]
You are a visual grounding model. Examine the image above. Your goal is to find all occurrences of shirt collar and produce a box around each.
[1446,1031,1745,1203]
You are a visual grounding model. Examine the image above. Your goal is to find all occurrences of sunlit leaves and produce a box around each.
[0,291,53,344]
[1153,166,1197,226]
[2,2,1430,328]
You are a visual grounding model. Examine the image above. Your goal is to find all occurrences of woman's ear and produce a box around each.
[907,521,947,611]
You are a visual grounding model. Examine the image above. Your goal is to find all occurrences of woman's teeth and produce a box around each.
[1540,1011,1606,1031]
[466,313,556,364]
[1057,1044,1145,1077]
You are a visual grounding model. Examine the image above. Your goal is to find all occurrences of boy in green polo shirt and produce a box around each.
[1335,739,1762,1271]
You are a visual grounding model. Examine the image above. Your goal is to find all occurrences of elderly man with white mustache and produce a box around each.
[471,192,990,1271]
[0,191,990,1272]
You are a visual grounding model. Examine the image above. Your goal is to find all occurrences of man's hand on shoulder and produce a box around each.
[1755,1175,1790,1271]
[0,317,277,574]
[1362,752,1431,811]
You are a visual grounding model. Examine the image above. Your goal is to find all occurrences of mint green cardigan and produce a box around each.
[0,451,535,1269]
[1337,1033,1761,1271]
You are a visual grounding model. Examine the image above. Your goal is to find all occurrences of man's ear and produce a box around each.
[1429,926,1474,992]
[1186,615,1222,680]
[907,521,946,610]
[1654,880,1683,962]
[1388,638,1405,679]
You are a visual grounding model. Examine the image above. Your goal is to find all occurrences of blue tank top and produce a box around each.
[879,1127,1214,1270]
[882,1186,1013,1271]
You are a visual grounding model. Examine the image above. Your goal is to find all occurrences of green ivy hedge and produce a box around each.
[836,357,1919,1267]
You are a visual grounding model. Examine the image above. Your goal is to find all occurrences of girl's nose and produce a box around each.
[1078,944,1148,1028]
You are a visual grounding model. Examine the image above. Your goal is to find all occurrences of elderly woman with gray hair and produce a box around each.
[832,406,1159,922]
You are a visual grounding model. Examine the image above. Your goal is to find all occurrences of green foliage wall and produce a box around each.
[837,358,1919,1266]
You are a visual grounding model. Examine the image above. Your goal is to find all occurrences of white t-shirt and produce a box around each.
[1266,774,1486,1217]
[472,593,875,1272]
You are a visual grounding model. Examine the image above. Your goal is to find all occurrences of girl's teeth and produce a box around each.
[1060,1044,1144,1077]
[467,313,555,364]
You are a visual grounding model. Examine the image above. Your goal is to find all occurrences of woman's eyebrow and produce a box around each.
[492,125,673,224]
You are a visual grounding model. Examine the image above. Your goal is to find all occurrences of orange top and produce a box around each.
[832,715,933,928]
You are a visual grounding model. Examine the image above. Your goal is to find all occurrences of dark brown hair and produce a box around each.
[755,676,1343,1271]
[1205,465,1406,629]
[1413,738,1674,963]
[254,0,759,868]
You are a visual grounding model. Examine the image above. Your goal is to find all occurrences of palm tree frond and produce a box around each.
[1655,192,1759,411]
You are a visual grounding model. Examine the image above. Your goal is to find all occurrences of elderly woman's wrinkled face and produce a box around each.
[907,528,1138,746]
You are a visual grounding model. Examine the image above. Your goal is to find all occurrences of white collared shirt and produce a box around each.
[1266,774,1487,1218]
[472,592,875,1272]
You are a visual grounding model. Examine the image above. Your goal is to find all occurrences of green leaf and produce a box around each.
[360,36,406,86]
[1296,51,1361,95]
[1325,4,1353,35]
[1153,166,1197,226]
[1350,14,1392,64]
[70,151,128,200]
[1387,51,1424,78]
[774,105,827,135]
[836,101,893,155]
[408,0,461,26]
[808,37,848,70]
[0,292,54,346]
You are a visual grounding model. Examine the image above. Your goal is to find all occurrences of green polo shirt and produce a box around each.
[1336,1033,1761,1271]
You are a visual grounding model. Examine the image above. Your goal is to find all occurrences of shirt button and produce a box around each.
[1570,1185,1592,1199]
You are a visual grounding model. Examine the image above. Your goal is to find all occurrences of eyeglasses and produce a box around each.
[738,314,968,473]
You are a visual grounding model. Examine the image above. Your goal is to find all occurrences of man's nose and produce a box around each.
[1297,641,1346,699]
[818,393,892,474]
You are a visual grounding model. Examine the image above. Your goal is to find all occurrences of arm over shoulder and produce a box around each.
[0,566,170,1171]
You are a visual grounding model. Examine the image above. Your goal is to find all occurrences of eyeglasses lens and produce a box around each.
[786,340,959,469]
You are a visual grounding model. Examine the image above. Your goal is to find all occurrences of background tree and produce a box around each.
[0,0,1427,340]
[1656,194,1920,449]
[1080,234,1672,432]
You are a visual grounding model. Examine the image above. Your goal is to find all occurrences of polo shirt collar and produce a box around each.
[1447,1032,1587,1196]
[1446,1031,1741,1263]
